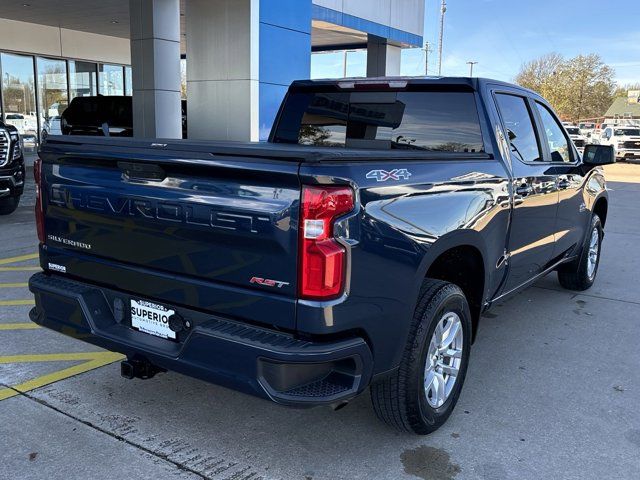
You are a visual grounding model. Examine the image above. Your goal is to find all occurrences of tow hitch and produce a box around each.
[120,358,165,380]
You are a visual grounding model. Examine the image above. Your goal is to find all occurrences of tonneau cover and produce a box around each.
[42,135,490,164]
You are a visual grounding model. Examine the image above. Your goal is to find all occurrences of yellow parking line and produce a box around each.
[0,352,122,363]
[0,266,41,272]
[0,283,29,288]
[0,299,35,306]
[0,352,124,401]
[0,323,40,330]
[0,253,39,265]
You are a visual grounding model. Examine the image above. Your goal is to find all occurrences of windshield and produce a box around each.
[615,129,640,136]
[566,127,579,135]
[273,90,484,153]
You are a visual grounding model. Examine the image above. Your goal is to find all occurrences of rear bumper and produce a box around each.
[29,272,373,407]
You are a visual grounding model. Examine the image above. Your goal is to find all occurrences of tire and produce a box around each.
[557,214,603,291]
[0,195,20,215]
[370,279,472,434]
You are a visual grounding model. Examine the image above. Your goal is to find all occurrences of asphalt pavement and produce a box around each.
[1,161,639,480]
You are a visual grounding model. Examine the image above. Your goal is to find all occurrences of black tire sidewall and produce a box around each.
[411,285,472,431]
[0,195,20,215]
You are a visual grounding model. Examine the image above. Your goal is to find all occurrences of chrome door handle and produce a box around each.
[515,184,532,196]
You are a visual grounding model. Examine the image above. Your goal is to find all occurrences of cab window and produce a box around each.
[494,93,542,163]
[535,102,573,163]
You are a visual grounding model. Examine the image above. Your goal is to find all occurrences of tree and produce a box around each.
[515,53,616,121]
[614,82,640,98]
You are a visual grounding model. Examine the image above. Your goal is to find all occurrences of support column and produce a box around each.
[130,0,182,138]
[186,0,311,141]
[366,34,401,77]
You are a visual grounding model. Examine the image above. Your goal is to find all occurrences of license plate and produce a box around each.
[131,299,176,340]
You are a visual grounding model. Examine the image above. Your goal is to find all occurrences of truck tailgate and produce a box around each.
[39,139,301,330]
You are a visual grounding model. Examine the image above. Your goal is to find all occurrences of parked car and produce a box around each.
[0,121,25,215]
[4,112,38,150]
[60,96,133,137]
[566,126,587,154]
[41,116,62,140]
[30,77,613,434]
[578,122,596,137]
[598,126,640,161]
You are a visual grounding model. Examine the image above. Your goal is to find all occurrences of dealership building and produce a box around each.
[0,0,424,144]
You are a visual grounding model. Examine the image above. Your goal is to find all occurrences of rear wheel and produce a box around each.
[0,195,20,215]
[370,279,472,434]
[557,214,602,291]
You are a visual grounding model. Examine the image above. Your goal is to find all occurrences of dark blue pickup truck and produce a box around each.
[29,77,614,434]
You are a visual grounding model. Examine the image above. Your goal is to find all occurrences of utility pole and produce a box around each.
[423,41,432,75]
[467,61,478,77]
[437,0,446,76]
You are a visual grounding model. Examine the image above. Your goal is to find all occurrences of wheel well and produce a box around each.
[426,245,485,341]
[593,197,608,227]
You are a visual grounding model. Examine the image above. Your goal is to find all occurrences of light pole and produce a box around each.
[467,61,478,77]
[437,0,446,76]
[423,41,432,75]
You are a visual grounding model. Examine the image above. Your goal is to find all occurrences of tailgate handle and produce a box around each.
[118,162,166,181]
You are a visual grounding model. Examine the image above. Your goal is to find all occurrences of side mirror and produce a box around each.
[583,144,615,166]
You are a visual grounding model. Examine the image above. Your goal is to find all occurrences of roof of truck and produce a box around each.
[290,76,536,94]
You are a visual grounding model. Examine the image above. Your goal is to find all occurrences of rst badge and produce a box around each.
[366,168,412,182]
[250,277,290,288]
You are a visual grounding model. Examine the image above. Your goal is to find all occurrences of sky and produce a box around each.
[312,0,640,87]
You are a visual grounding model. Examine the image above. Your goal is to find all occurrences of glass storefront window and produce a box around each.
[1,52,38,146]
[37,57,68,139]
[69,61,97,99]
[99,64,124,95]
[124,66,133,96]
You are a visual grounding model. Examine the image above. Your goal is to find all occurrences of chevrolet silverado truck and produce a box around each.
[566,126,587,155]
[29,77,614,434]
[0,121,25,215]
[598,125,640,161]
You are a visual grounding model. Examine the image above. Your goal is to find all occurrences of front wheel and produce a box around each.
[370,279,472,434]
[0,195,20,215]
[557,214,603,291]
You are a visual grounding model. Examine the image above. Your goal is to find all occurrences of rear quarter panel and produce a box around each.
[298,157,511,373]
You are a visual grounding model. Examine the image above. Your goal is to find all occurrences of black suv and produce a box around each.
[0,121,25,215]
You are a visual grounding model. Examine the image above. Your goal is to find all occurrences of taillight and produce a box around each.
[299,185,354,300]
[34,158,45,244]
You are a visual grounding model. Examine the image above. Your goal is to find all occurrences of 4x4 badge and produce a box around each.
[366,169,412,182]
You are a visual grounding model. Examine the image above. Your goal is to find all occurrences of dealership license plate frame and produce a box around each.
[130,299,177,340]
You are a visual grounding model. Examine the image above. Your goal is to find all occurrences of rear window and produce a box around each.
[273,90,484,153]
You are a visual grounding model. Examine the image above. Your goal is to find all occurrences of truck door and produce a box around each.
[532,101,588,259]
[493,92,559,293]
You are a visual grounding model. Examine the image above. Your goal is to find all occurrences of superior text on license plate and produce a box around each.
[131,299,176,340]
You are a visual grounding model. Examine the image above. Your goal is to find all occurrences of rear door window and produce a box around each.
[494,93,542,163]
[273,90,484,153]
[535,102,573,163]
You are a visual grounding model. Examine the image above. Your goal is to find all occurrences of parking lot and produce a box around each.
[1,161,639,480]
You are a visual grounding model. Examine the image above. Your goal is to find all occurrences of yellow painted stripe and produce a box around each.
[0,323,40,330]
[0,352,123,401]
[0,352,122,364]
[0,283,29,288]
[0,299,35,306]
[0,253,39,265]
[0,266,41,272]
